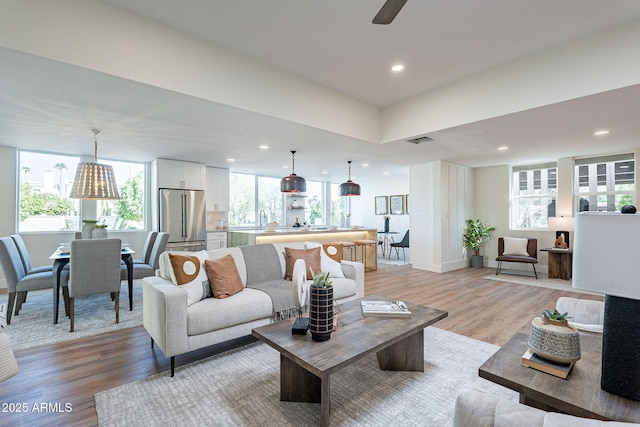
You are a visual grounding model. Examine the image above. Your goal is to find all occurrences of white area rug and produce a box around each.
[95,327,517,427]
[1,280,143,351]
[484,273,602,295]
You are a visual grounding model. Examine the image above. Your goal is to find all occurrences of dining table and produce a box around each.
[49,246,135,324]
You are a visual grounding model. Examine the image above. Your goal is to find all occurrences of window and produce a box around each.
[575,153,635,212]
[257,176,283,225]
[18,151,81,232]
[230,172,332,227]
[229,173,256,227]
[330,183,347,225]
[510,162,557,229]
[97,159,146,230]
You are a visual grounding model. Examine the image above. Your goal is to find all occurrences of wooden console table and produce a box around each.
[540,248,573,280]
[479,332,640,423]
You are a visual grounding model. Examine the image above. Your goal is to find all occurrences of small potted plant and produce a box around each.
[308,269,334,342]
[463,219,496,268]
[541,309,571,326]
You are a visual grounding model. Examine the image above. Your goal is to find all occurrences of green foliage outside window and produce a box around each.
[19,182,74,221]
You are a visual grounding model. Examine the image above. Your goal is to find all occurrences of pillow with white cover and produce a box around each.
[305,242,345,278]
[167,250,211,305]
[503,237,530,256]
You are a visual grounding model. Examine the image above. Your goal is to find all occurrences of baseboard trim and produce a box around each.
[0,288,7,295]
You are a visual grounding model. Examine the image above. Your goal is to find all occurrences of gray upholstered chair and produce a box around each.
[120,232,168,280]
[133,231,157,265]
[0,237,54,324]
[62,238,122,332]
[10,234,53,275]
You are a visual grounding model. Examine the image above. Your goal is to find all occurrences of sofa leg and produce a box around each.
[170,356,175,377]
[151,338,154,349]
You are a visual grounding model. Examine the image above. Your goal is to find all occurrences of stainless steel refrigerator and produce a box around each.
[158,188,207,252]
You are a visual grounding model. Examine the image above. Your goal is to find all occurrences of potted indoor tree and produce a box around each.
[463,219,496,268]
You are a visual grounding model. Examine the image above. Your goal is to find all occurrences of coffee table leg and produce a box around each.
[280,354,321,403]
[280,355,332,426]
[376,329,424,371]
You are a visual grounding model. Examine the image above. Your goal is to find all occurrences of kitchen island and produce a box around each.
[228,227,378,270]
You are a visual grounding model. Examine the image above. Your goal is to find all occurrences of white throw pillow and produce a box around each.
[305,242,345,278]
[167,250,211,306]
[503,237,529,256]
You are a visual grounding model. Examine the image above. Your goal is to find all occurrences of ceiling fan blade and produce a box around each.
[372,0,408,25]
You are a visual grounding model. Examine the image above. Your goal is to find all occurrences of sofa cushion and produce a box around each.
[207,247,247,287]
[503,237,529,256]
[305,241,345,278]
[205,254,244,299]
[186,288,273,336]
[168,251,210,306]
[285,246,321,280]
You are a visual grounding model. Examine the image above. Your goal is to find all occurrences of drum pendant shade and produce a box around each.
[281,150,306,193]
[339,161,361,196]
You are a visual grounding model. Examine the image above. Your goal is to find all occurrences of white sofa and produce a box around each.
[453,389,640,427]
[143,242,365,376]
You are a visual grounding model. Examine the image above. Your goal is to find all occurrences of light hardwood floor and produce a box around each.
[0,265,602,426]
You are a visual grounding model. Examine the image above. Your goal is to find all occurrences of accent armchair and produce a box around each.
[495,237,538,279]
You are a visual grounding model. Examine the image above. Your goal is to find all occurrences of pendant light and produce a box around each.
[339,160,361,196]
[281,150,306,192]
[69,129,120,200]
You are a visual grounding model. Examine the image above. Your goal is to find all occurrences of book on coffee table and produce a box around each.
[361,300,411,317]
[521,349,574,379]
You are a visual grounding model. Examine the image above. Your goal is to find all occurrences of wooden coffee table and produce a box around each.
[479,332,640,423]
[252,295,448,427]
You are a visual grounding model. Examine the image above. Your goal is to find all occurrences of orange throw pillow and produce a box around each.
[285,246,321,280]
[204,255,244,299]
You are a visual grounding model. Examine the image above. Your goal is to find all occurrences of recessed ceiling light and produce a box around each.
[259,144,269,150]
[226,158,235,162]
[391,64,404,73]
[594,130,610,136]
[497,146,509,151]
[282,165,289,169]
[362,163,370,167]
[321,170,329,175]
[383,171,389,175]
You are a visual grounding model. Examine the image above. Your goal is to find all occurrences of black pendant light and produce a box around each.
[281,150,306,192]
[339,160,361,196]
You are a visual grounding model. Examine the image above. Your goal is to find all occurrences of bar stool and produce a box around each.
[353,239,377,271]
[330,242,355,261]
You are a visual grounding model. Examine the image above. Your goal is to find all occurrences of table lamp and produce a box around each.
[548,216,574,248]
[573,212,640,401]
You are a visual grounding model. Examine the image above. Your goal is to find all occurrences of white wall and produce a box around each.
[350,175,410,236]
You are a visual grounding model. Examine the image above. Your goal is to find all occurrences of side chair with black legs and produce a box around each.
[389,230,409,261]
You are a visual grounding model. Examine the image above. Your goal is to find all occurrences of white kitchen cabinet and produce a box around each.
[207,232,227,250]
[205,167,230,211]
[154,158,206,190]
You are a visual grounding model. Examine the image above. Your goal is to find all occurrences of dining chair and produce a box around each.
[0,237,54,324]
[62,238,122,332]
[120,232,169,280]
[389,230,409,261]
[10,234,54,275]
[134,231,158,265]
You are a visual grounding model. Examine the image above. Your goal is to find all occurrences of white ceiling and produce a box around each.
[1,0,640,183]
